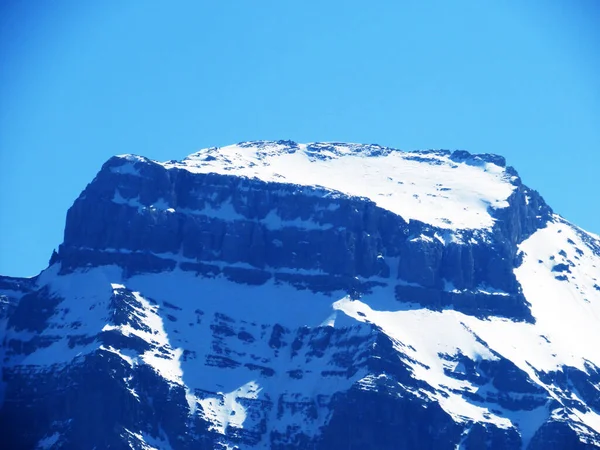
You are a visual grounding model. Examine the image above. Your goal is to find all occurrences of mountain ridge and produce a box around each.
[1,141,599,449]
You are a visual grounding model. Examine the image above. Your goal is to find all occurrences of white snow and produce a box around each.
[36,432,60,449]
[101,290,185,385]
[99,345,137,366]
[155,142,516,230]
[198,381,262,433]
[333,296,512,428]
[123,428,174,450]
[511,218,600,371]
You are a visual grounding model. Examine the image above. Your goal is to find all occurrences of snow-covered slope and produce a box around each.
[163,141,516,230]
[1,141,599,449]
[335,216,600,447]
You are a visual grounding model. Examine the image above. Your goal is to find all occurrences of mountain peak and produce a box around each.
[2,141,599,449]
[183,140,508,167]
[134,141,518,230]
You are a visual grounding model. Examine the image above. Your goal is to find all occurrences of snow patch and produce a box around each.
[198,381,262,434]
[36,432,60,449]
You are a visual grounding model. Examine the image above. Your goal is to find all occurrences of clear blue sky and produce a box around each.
[1,0,599,277]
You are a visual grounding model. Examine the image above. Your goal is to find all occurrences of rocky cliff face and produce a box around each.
[1,141,599,449]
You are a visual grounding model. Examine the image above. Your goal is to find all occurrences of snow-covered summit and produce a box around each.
[2,141,599,449]
[154,140,519,230]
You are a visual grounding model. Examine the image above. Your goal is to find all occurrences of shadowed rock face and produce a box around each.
[57,151,550,320]
[1,142,599,449]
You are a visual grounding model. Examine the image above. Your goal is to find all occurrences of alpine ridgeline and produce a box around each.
[2,141,600,450]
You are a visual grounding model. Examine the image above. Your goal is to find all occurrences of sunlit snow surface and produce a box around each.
[161,142,516,230]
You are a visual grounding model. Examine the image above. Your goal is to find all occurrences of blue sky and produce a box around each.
[1,0,599,277]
